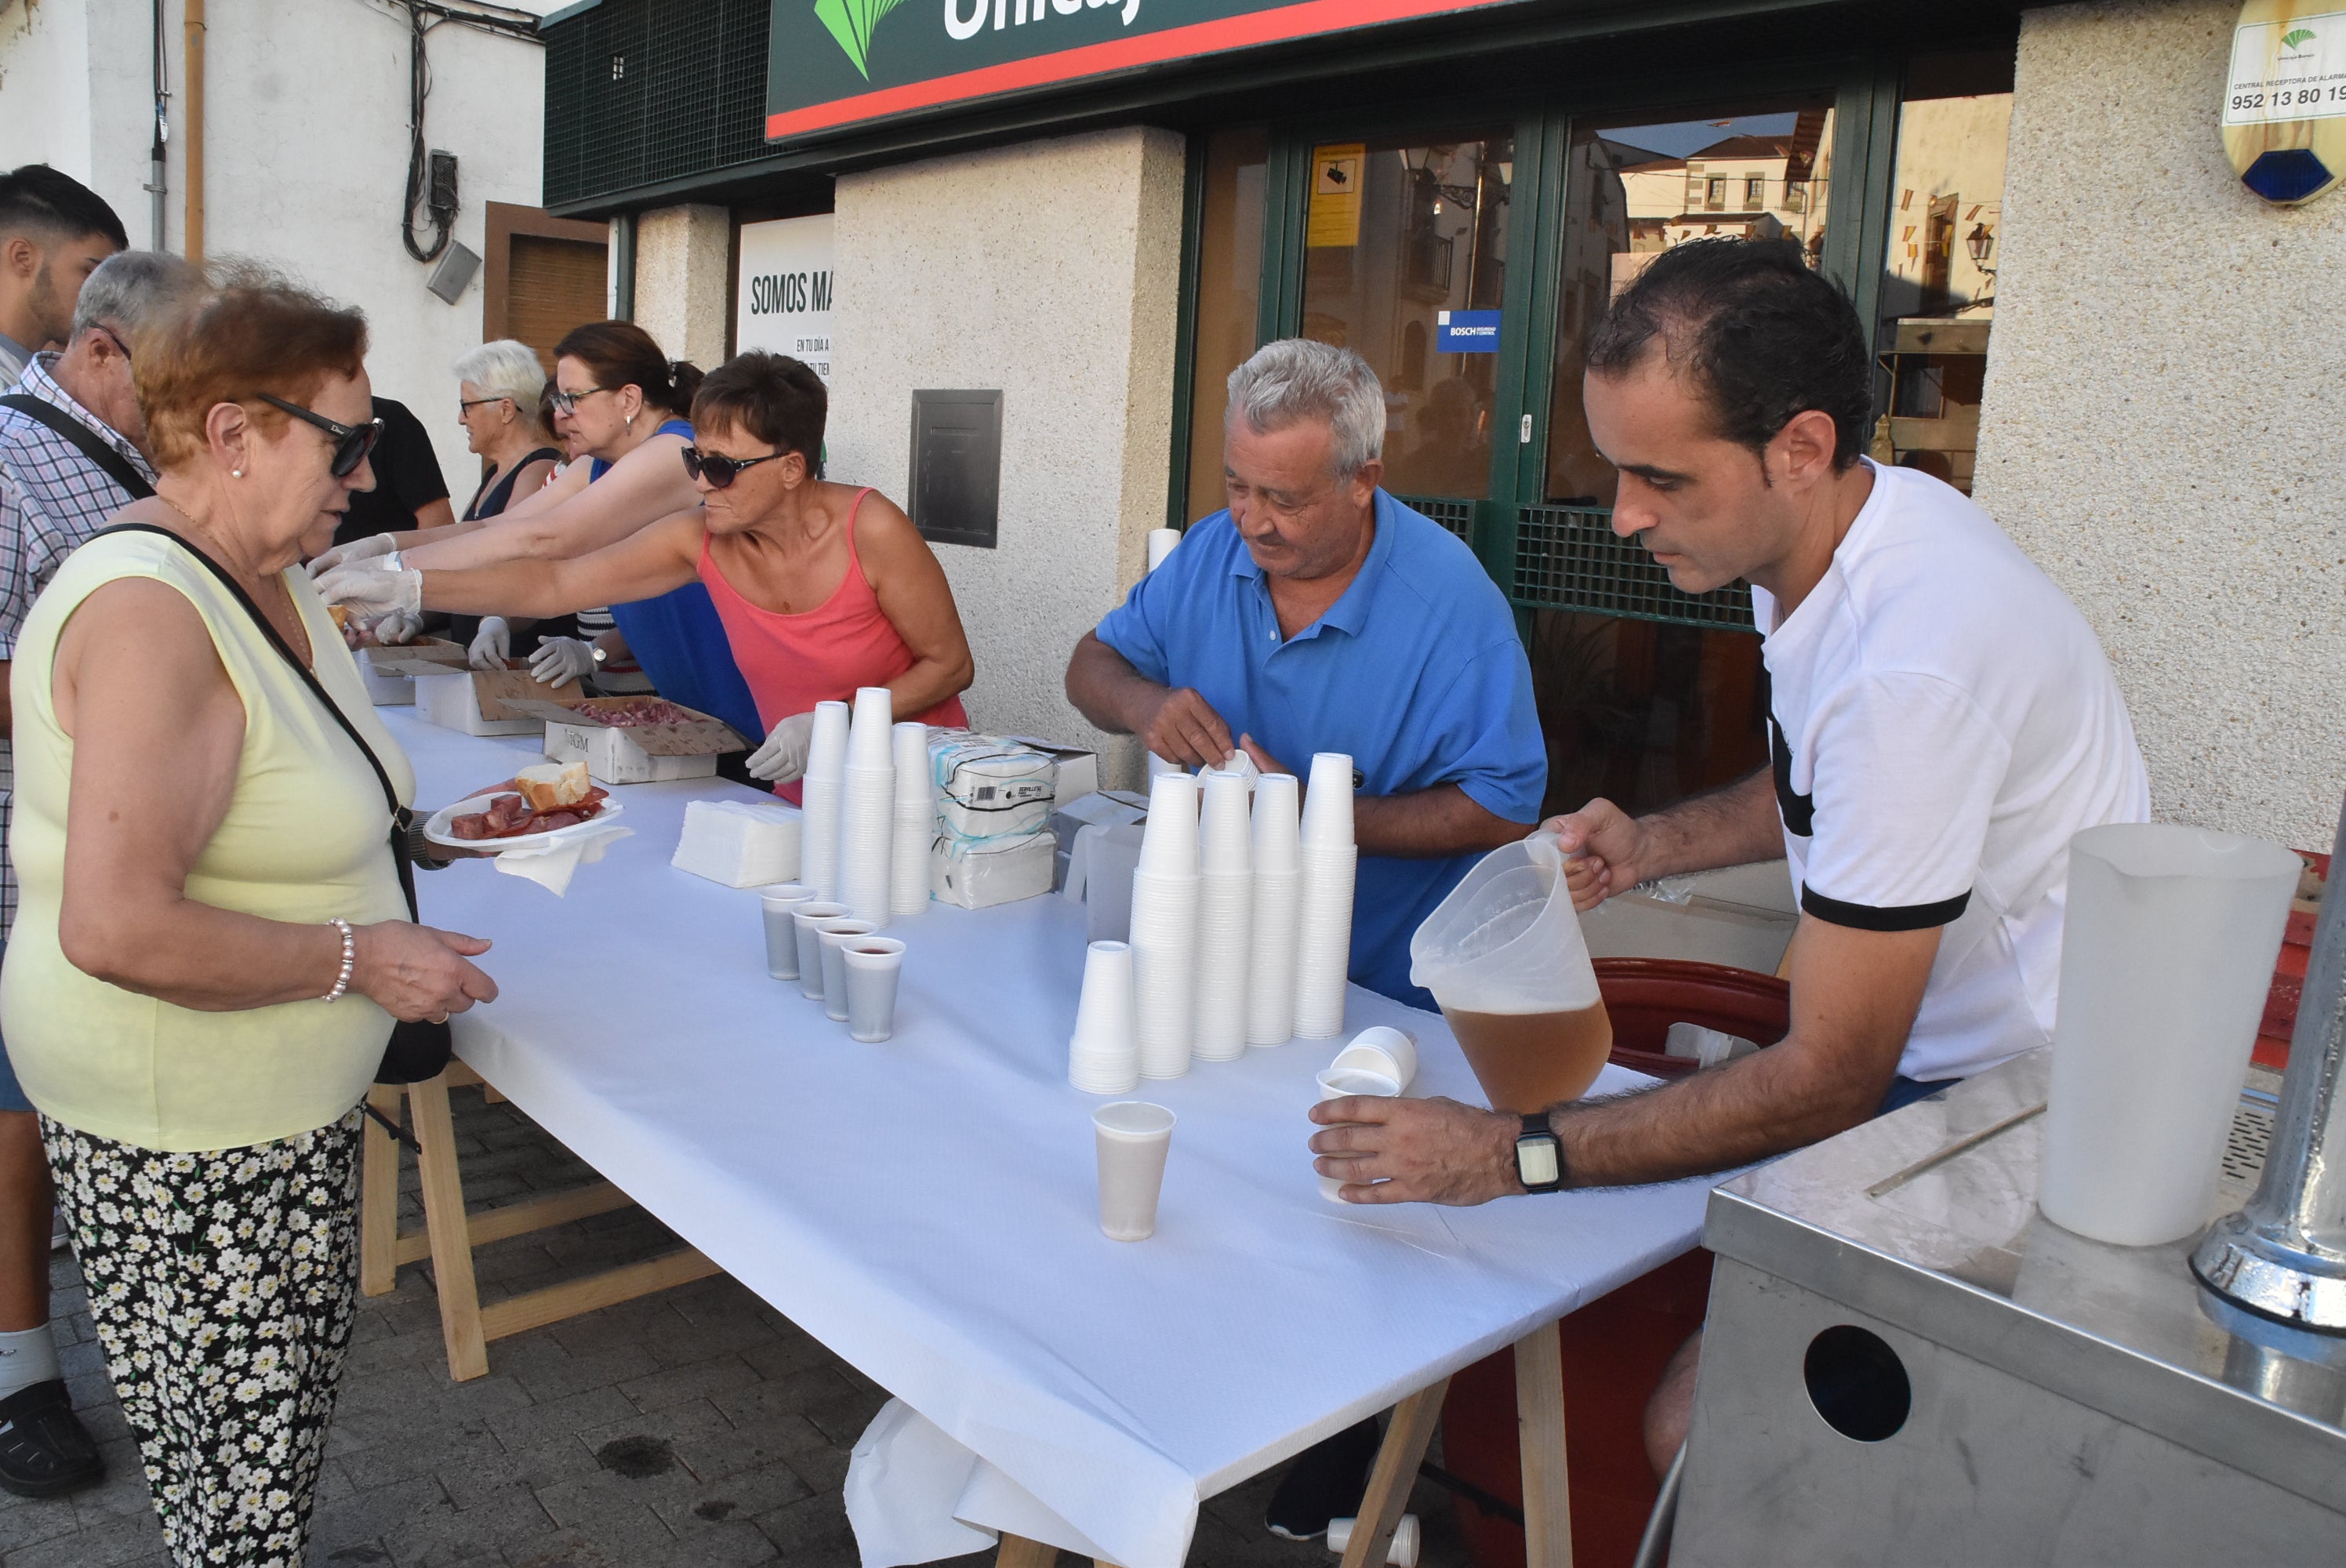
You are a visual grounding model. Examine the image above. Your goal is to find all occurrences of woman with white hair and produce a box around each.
[448,341,564,666]
[453,339,558,524]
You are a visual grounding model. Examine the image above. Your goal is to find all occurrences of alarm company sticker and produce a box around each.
[2226,9,2346,125]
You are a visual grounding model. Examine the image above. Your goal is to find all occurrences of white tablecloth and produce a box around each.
[383,712,1712,1568]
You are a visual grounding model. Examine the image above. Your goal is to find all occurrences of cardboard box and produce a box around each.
[931,829,1055,909]
[360,638,467,706]
[1001,735,1100,808]
[410,668,584,736]
[506,696,749,785]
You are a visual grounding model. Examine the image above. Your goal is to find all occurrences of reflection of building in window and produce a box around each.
[1608,113,1834,299]
[1874,87,2011,495]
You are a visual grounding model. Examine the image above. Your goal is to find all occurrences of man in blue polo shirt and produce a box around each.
[1068,338,1545,1014]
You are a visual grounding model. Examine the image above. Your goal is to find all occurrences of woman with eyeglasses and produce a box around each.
[445,339,565,670]
[311,321,764,746]
[0,274,497,1566]
[321,351,972,795]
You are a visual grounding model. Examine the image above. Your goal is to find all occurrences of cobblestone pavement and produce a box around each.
[0,1087,1470,1567]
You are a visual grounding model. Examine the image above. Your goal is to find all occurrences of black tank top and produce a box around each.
[452,447,572,650]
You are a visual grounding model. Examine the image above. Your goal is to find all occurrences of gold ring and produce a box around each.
[429,1012,450,1025]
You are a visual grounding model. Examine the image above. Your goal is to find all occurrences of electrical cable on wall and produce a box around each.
[374,0,543,264]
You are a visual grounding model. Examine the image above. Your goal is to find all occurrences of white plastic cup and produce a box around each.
[1138,771,1200,875]
[1332,1025,1418,1090]
[1193,870,1254,1062]
[759,883,815,979]
[1295,842,1358,1038]
[1317,1066,1400,1201]
[1200,771,1252,876]
[1073,941,1139,1052]
[791,902,851,1000]
[818,917,879,1021]
[1095,1102,1175,1241]
[1251,774,1301,874]
[892,722,932,801]
[1146,527,1181,572]
[1246,870,1302,1047]
[806,700,851,779]
[1300,753,1356,848]
[2039,823,2303,1246]
[842,937,905,1043]
[848,686,895,766]
[840,765,895,925]
[1327,1515,1420,1567]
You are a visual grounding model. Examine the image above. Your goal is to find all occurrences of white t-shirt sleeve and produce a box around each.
[1798,671,2010,931]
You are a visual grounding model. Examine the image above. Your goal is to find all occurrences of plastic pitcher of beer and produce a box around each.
[1409,833,1611,1111]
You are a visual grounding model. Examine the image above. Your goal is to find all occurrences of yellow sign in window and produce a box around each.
[1306,143,1365,248]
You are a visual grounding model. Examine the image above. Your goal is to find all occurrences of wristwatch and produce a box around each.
[1515,1113,1565,1193]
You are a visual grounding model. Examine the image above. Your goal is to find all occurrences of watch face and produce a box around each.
[1518,1138,1560,1188]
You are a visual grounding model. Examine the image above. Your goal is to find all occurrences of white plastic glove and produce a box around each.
[367,610,426,646]
[528,636,598,687]
[306,532,398,579]
[318,562,421,619]
[745,711,819,784]
[467,616,512,670]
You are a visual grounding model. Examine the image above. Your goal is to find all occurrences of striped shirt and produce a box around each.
[0,353,158,933]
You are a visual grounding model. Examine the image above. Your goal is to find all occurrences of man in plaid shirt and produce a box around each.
[0,249,201,1497]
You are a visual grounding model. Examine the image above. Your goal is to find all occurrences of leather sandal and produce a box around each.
[0,1380,103,1497]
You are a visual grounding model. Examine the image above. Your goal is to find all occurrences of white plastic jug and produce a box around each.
[2039,822,2302,1247]
[1409,833,1611,1110]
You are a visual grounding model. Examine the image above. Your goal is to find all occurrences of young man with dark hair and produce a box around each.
[0,167,129,387]
[1306,238,2149,1468]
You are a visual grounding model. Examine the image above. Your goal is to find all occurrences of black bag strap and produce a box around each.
[90,521,419,920]
[0,395,155,503]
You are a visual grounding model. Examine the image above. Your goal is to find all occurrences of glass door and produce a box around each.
[1293,129,1516,539]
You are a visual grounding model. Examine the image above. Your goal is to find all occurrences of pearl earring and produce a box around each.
[232,468,244,478]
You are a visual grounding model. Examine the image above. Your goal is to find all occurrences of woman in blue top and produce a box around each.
[313,322,763,744]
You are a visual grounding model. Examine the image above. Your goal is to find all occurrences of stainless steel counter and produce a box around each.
[1676,1048,2346,1565]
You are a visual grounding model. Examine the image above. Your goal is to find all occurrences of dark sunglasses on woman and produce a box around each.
[255,394,384,479]
[681,445,785,489]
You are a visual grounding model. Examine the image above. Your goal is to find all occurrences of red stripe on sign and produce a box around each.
[767,0,1516,140]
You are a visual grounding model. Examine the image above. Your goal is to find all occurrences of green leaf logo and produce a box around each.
[2283,27,2317,49]
[815,0,909,78]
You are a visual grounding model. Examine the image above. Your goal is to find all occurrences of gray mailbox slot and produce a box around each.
[908,390,1001,550]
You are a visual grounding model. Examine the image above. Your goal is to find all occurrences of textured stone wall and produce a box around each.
[1976,0,2346,849]
[633,203,732,376]
[828,127,1187,786]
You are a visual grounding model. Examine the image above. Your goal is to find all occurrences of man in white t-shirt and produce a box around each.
[1306,237,2148,1476]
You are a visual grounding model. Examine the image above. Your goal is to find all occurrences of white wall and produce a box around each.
[1975,0,2346,851]
[828,127,1186,783]
[0,0,564,503]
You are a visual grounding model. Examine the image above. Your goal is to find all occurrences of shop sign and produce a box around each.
[767,0,1524,143]
[735,213,836,382]
[1436,310,1500,352]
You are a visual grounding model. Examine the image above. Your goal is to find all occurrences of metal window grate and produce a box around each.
[543,0,771,210]
[1394,495,1475,543]
[1512,505,1756,630]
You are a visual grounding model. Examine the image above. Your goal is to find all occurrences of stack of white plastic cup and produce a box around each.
[800,701,850,901]
[1294,752,1358,1039]
[1192,771,1253,1062]
[1130,771,1200,1081]
[889,721,932,916]
[1067,940,1141,1094]
[1245,773,1302,1047]
[840,687,895,926]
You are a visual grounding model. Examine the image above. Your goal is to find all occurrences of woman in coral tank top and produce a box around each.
[326,351,974,794]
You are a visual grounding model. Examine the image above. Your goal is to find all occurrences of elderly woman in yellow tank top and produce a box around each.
[0,272,496,1568]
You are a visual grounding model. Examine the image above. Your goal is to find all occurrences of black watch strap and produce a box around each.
[1516,1113,1565,1193]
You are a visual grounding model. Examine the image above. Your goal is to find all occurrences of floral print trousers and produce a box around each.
[42,1108,363,1568]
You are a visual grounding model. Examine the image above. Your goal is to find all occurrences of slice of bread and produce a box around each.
[514,760,592,811]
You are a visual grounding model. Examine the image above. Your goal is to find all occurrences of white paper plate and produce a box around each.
[423,793,626,852]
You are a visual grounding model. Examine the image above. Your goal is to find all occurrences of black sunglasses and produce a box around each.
[681,445,785,489]
[256,394,383,478]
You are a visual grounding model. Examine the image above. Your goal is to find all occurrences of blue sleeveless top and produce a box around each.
[589,419,763,742]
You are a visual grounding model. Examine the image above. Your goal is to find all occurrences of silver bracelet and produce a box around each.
[322,917,356,1003]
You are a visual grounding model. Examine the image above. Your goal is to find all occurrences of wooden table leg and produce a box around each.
[358,1084,405,1298]
[409,1072,490,1381]
[1516,1318,1573,1568]
[995,1534,1057,1568]
[1342,1376,1450,1568]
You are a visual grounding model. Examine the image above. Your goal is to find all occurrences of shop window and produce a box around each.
[1873,51,2014,495]
[1298,130,1513,503]
[1178,128,1269,525]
